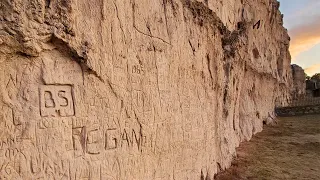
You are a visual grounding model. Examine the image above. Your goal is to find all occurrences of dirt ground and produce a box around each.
[215,114,320,180]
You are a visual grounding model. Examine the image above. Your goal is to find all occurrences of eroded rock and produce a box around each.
[0,0,292,179]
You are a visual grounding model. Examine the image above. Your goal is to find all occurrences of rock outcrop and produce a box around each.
[291,64,306,98]
[0,0,292,179]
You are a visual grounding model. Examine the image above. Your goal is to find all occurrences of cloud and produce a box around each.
[289,16,320,61]
[305,64,320,76]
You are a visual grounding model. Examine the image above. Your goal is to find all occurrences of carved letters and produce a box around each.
[72,126,146,155]
[253,20,261,29]
[39,85,75,117]
[132,65,144,75]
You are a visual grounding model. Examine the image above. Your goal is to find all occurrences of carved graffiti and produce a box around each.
[0,162,22,179]
[39,85,75,117]
[253,20,261,29]
[28,154,70,179]
[72,126,87,157]
[0,136,16,150]
[131,65,144,75]
[72,125,146,156]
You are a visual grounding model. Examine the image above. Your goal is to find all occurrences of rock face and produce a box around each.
[0,0,292,179]
[291,64,306,98]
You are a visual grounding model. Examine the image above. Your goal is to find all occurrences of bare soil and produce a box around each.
[215,114,320,180]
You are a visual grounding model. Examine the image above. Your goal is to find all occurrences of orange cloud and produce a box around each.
[289,16,320,61]
[305,64,320,76]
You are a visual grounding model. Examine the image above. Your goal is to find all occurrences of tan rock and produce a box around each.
[0,0,292,179]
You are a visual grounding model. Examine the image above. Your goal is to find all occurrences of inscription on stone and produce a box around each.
[39,85,75,117]
[253,20,261,29]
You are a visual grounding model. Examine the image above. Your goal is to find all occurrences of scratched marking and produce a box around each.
[39,85,75,117]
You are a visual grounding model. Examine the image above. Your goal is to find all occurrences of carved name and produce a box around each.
[39,85,75,117]
[72,126,147,156]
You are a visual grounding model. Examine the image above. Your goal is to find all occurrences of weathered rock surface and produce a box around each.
[0,0,292,179]
[291,64,306,98]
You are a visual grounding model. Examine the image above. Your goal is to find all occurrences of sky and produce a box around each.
[278,0,320,76]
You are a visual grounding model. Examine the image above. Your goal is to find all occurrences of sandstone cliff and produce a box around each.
[0,0,292,179]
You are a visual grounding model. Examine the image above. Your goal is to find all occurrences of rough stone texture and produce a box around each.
[0,0,292,179]
[291,64,306,98]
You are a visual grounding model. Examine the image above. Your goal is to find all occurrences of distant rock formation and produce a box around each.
[0,0,292,179]
[291,64,306,98]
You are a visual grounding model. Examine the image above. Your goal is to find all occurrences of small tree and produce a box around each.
[311,73,320,81]
[306,76,311,80]
[305,73,311,80]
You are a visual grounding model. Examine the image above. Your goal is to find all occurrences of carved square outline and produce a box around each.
[39,84,75,117]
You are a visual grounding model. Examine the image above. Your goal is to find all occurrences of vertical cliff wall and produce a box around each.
[0,0,292,179]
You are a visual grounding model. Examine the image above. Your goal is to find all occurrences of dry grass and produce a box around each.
[215,114,320,180]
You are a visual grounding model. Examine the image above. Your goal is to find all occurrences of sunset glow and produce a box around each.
[279,0,320,76]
